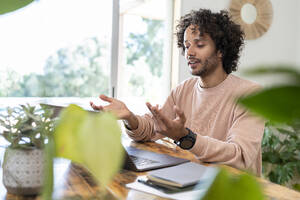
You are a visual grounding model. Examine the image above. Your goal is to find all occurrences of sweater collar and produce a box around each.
[197,74,233,93]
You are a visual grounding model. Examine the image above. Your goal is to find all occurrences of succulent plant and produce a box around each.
[0,104,55,149]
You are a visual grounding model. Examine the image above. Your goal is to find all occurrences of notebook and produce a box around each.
[147,162,217,187]
[126,165,219,200]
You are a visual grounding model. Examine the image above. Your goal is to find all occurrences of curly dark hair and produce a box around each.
[176,9,244,74]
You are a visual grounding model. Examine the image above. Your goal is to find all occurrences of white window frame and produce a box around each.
[110,0,120,98]
[110,0,178,98]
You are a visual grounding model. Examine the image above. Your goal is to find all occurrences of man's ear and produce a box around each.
[217,50,222,59]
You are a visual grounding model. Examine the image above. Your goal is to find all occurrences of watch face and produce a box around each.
[178,128,197,150]
[180,139,193,149]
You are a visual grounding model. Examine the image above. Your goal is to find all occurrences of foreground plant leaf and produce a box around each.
[0,0,34,15]
[238,86,300,123]
[243,65,300,84]
[78,111,124,186]
[293,184,300,192]
[54,104,124,186]
[202,168,264,200]
[42,137,55,200]
[54,105,87,163]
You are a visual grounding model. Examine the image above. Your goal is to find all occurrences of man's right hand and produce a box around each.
[90,94,131,119]
[90,94,138,130]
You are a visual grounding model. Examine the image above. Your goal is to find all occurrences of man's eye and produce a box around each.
[197,45,204,48]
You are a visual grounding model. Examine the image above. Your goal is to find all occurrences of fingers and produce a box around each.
[146,102,159,111]
[90,101,97,110]
[146,102,156,116]
[155,111,172,127]
[146,102,172,128]
[99,94,113,103]
[90,101,103,111]
[91,94,114,110]
[146,102,158,116]
[146,103,165,133]
[174,106,186,124]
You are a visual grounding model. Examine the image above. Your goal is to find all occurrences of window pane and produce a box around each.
[119,0,172,114]
[0,0,112,97]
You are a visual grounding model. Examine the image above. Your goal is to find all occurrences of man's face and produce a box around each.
[184,25,222,77]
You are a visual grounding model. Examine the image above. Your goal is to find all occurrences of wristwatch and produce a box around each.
[123,120,132,130]
[174,128,197,150]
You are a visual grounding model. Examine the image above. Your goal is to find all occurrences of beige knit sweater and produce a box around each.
[126,74,265,176]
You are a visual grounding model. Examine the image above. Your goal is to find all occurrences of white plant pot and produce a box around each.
[2,147,45,195]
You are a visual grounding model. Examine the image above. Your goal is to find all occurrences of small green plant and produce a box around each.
[0,104,55,149]
[262,121,300,186]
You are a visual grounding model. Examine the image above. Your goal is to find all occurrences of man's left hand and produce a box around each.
[146,102,188,141]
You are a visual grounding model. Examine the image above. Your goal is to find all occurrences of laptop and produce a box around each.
[122,146,189,172]
[41,102,189,171]
[39,102,97,118]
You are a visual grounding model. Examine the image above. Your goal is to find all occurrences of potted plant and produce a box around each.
[262,121,300,190]
[0,104,55,195]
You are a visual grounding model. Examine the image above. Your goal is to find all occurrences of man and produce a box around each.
[90,9,264,176]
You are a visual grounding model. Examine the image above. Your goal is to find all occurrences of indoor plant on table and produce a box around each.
[0,104,55,195]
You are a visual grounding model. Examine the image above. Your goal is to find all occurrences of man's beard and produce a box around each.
[191,52,219,77]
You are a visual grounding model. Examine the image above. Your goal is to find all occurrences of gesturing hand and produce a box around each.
[90,94,131,120]
[146,102,188,141]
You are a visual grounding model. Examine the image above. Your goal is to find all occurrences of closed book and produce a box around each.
[147,162,215,188]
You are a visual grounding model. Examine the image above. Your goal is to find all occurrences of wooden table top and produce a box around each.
[1,137,300,200]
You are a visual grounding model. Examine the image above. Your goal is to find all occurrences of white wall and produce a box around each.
[176,0,300,86]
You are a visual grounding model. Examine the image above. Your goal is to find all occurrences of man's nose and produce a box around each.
[186,46,195,57]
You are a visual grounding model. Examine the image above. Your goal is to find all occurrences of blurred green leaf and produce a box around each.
[293,184,300,192]
[202,168,264,200]
[238,86,300,123]
[243,65,300,84]
[54,105,87,163]
[78,111,124,186]
[42,136,55,200]
[0,0,34,15]
[54,104,124,186]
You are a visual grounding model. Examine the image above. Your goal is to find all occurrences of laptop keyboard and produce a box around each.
[129,155,159,166]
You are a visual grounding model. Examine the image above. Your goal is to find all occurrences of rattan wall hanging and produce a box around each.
[229,0,273,40]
